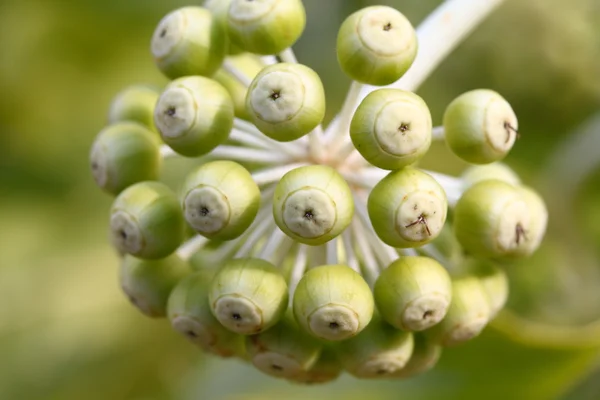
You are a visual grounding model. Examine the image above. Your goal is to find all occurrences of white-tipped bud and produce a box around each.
[461,163,521,189]
[392,333,442,378]
[465,259,509,319]
[289,347,342,385]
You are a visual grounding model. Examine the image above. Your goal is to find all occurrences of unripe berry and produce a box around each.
[392,333,442,378]
[108,85,160,132]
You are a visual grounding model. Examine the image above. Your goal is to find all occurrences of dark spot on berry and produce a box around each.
[186,330,198,338]
[160,29,167,38]
[304,209,314,220]
[119,230,127,240]
[399,123,410,133]
[329,321,339,329]
[270,90,281,100]
[377,368,388,375]
[166,107,176,117]
[232,313,242,321]
[383,22,392,31]
[200,207,209,216]
[271,364,283,371]
[423,310,434,319]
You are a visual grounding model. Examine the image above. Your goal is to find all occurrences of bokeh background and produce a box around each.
[1,0,599,399]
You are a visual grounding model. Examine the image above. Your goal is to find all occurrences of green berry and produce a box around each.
[90,122,161,195]
[181,161,260,241]
[108,85,160,132]
[227,0,306,55]
[337,6,417,85]
[154,76,234,157]
[293,265,374,341]
[464,258,509,319]
[209,258,288,334]
[273,165,354,246]
[392,333,442,378]
[151,7,226,79]
[203,0,244,55]
[374,256,452,332]
[368,167,448,248]
[289,347,342,385]
[338,315,414,379]
[443,89,518,164]
[245,314,322,379]
[246,63,325,142]
[454,180,545,259]
[120,254,191,318]
[350,89,432,170]
[461,162,521,188]
[110,182,185,259]
[428,276,491,347]
[168,272,246,358]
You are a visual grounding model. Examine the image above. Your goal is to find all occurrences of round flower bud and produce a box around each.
[454,180,544,259]
[168,272,246,358]
[120,254,191,318]
[108,85,160,132]
[465,259,509,319]
[428,276,491,347]
[293,265,374,341]
[273,165,353,246]
[245,314,322,379]
[337,6,417,85]
[209,258,288,334]
[374,256,452,332]
[443,89,518,164]
[151,7,226,79]
[213,53,264,120]
[203,0,243,55]
[289,347,342,385]
[154,76,234,157]
[461,162,521,189]
[181,161,260,241]
[227,0,306,55]
[350,89,432,170]
[392,333,442,378]
[90,122,161,195]
[110,182,185,259]
[338,315,414,379]
[246,63,326,142]
[368,167,448,248]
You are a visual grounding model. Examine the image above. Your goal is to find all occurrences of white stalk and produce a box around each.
[252,162,308,186]
[258,227,288,263]
[235,212,276,258]
[342,230,361,273]
[160,145,178,159]
[288,244,308,304]
[176,235,209,262]
[211,146,291,164]
[325,80,364,144]
[432,126,445,140]
[308,125,326,162]
[260,55,278,65]
[326,238,339,265]
[401,248,419,257]
[418,243,451,268]
[233,118,307,158]
[422,169,465,206]
[278,47,298,64]
[351,220,379,287]
[229,128,276,150]
[223,58,253,87]
[353,0,506,112]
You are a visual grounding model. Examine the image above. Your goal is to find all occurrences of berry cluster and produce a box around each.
[90,0,548,384]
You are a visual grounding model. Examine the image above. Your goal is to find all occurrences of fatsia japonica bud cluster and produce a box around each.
[89,0,547,384]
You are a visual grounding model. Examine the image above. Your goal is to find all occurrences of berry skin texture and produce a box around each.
[368,167,448,248]
[181,161,261,241]
[208,258,289,335]
[246,63,326,142]
[391,333,442,379]
[120,254,191,318]
[337,6,418,85]
[351,89,432,170]
[154,76,234,157]
[110,181,185,259]
[443,89,518,164]
[90,122,161,196]
[227,0,306,55]
[374,256,452,332]
[293,265,374,341]
[107,85,160,132]
[151,7,226,79]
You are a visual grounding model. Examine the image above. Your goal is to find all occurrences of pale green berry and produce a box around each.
[428,276,491,347]
[245,314,322,379]
[392,333,442,378]
[151,7,226,79]
[337,6,417,85]
[203,0,243,55]
[374,256,452,332]
[154,76,234,157]
[293,265,374,341]
[168,272,246,358]
[120,254,191,318]
[368,167,448,248]
[227,0,306,55]
[110,182,185,259]
[273,165,354,246]
[108,85,160,132]
[213,53,264,120]
[181,161,260,241]
[246,63,326,142]
[90,122,161,195]
[209,258,288,334]
[454,180,544,259]
[464,258,509,319]
[338,315,414,379]
[289,347,342,385]
[514,185,548,257]
[443,89,518,164]
[461,162,521,188]
[350,89,432,170]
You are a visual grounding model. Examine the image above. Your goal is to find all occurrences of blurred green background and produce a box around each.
[1,0,599,399]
